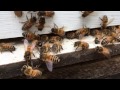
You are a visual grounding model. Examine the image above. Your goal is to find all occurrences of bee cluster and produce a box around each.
[1,11,120,78]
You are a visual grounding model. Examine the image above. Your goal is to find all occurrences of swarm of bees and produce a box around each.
[11,11,120,78]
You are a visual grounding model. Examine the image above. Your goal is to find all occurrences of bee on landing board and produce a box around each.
[51,23,65,37]
[21,65,42,78]
[101,34,116,46]
[22,13,37,31]
[35,16,46,31]
[22,31,40,41]
[95,46,111,59]
[75,27,90,39]
[81,11,94,17]
[49,35,62,43]
[40,53,60,72]
[24,39,38,66]
[40,43,51,54]
[14,11,23,17]
[37,11,55,17]
[0,43,16,53]
[74,41,89,51]
[52,41,63,53]
[65,31,76,39]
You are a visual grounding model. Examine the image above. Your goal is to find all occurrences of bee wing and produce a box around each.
[30,41,37,52]
[107,18,114,25]
[24,39,29,51]
[45,61,53,72]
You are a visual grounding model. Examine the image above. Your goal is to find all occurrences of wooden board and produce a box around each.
[0,11,120,39]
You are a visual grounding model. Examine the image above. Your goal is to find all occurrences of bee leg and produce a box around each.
[75,47,79,51]
[32,53,36,57]
[26,15,29,20]
[10,51,13,53]
[61,45,63,50]
[99,17,103,21]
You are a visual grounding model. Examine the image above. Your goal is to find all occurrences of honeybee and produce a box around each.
[81,11,94,17]
[75,27,90,39]
[14,11,23,17]
[65,31,76,39]
[52,42,63,53]
[96,46,111,58]
[74,41,89,51]
[49,35,62,43]
[35,16,46,31]
[40,53,60,72]
[51,23,65,37]
[22,31,40,41]
[40,43,51,53]
[22,13,37,31]
[0,43,16,53]
[37,11,55,17]
[101,36,115,46]
[39,34,49,43]
[21,65,42,78]
[24,39,38,66]
[100,15,114,29]
[94,30,104,44]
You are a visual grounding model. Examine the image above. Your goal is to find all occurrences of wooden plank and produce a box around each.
[1,11,120,39]
[1,44,120,79]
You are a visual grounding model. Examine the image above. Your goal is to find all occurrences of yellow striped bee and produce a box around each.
[40,53,60,72]
[22,13,37,31]
[22,31,40,41]
[0,43,16,53]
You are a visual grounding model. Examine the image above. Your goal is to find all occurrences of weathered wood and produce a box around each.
[1,44,120,79]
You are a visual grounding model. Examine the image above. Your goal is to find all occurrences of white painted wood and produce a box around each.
[1,11,120,66]
[0,11,120,39]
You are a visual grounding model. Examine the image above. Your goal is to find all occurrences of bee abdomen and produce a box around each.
[51,55,60,63]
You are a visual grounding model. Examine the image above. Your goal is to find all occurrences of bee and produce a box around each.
[101,36,115,46]
[94,30,104,44]
[39,34,49,43]
[52,42,63,53]
[0,43,16,53]
[65,31,76,39]
[40,53,60,72]
[22,13,37,31]
[14,11,23,17]
[24,39,38,66]
[21,65,42,78]
[51,23,65,37]
[22,31,40,41]
[35,16,46,31]
[37,11,55,17]
[74,41,89,51]
[49,35,62,43]
[96,46,111,58]
[81,11,94,17]
[75,27,90,39]
[40,43,51,53]
[100,15,114,29]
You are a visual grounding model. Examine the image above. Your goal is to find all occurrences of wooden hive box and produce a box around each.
[1,11,120,79]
